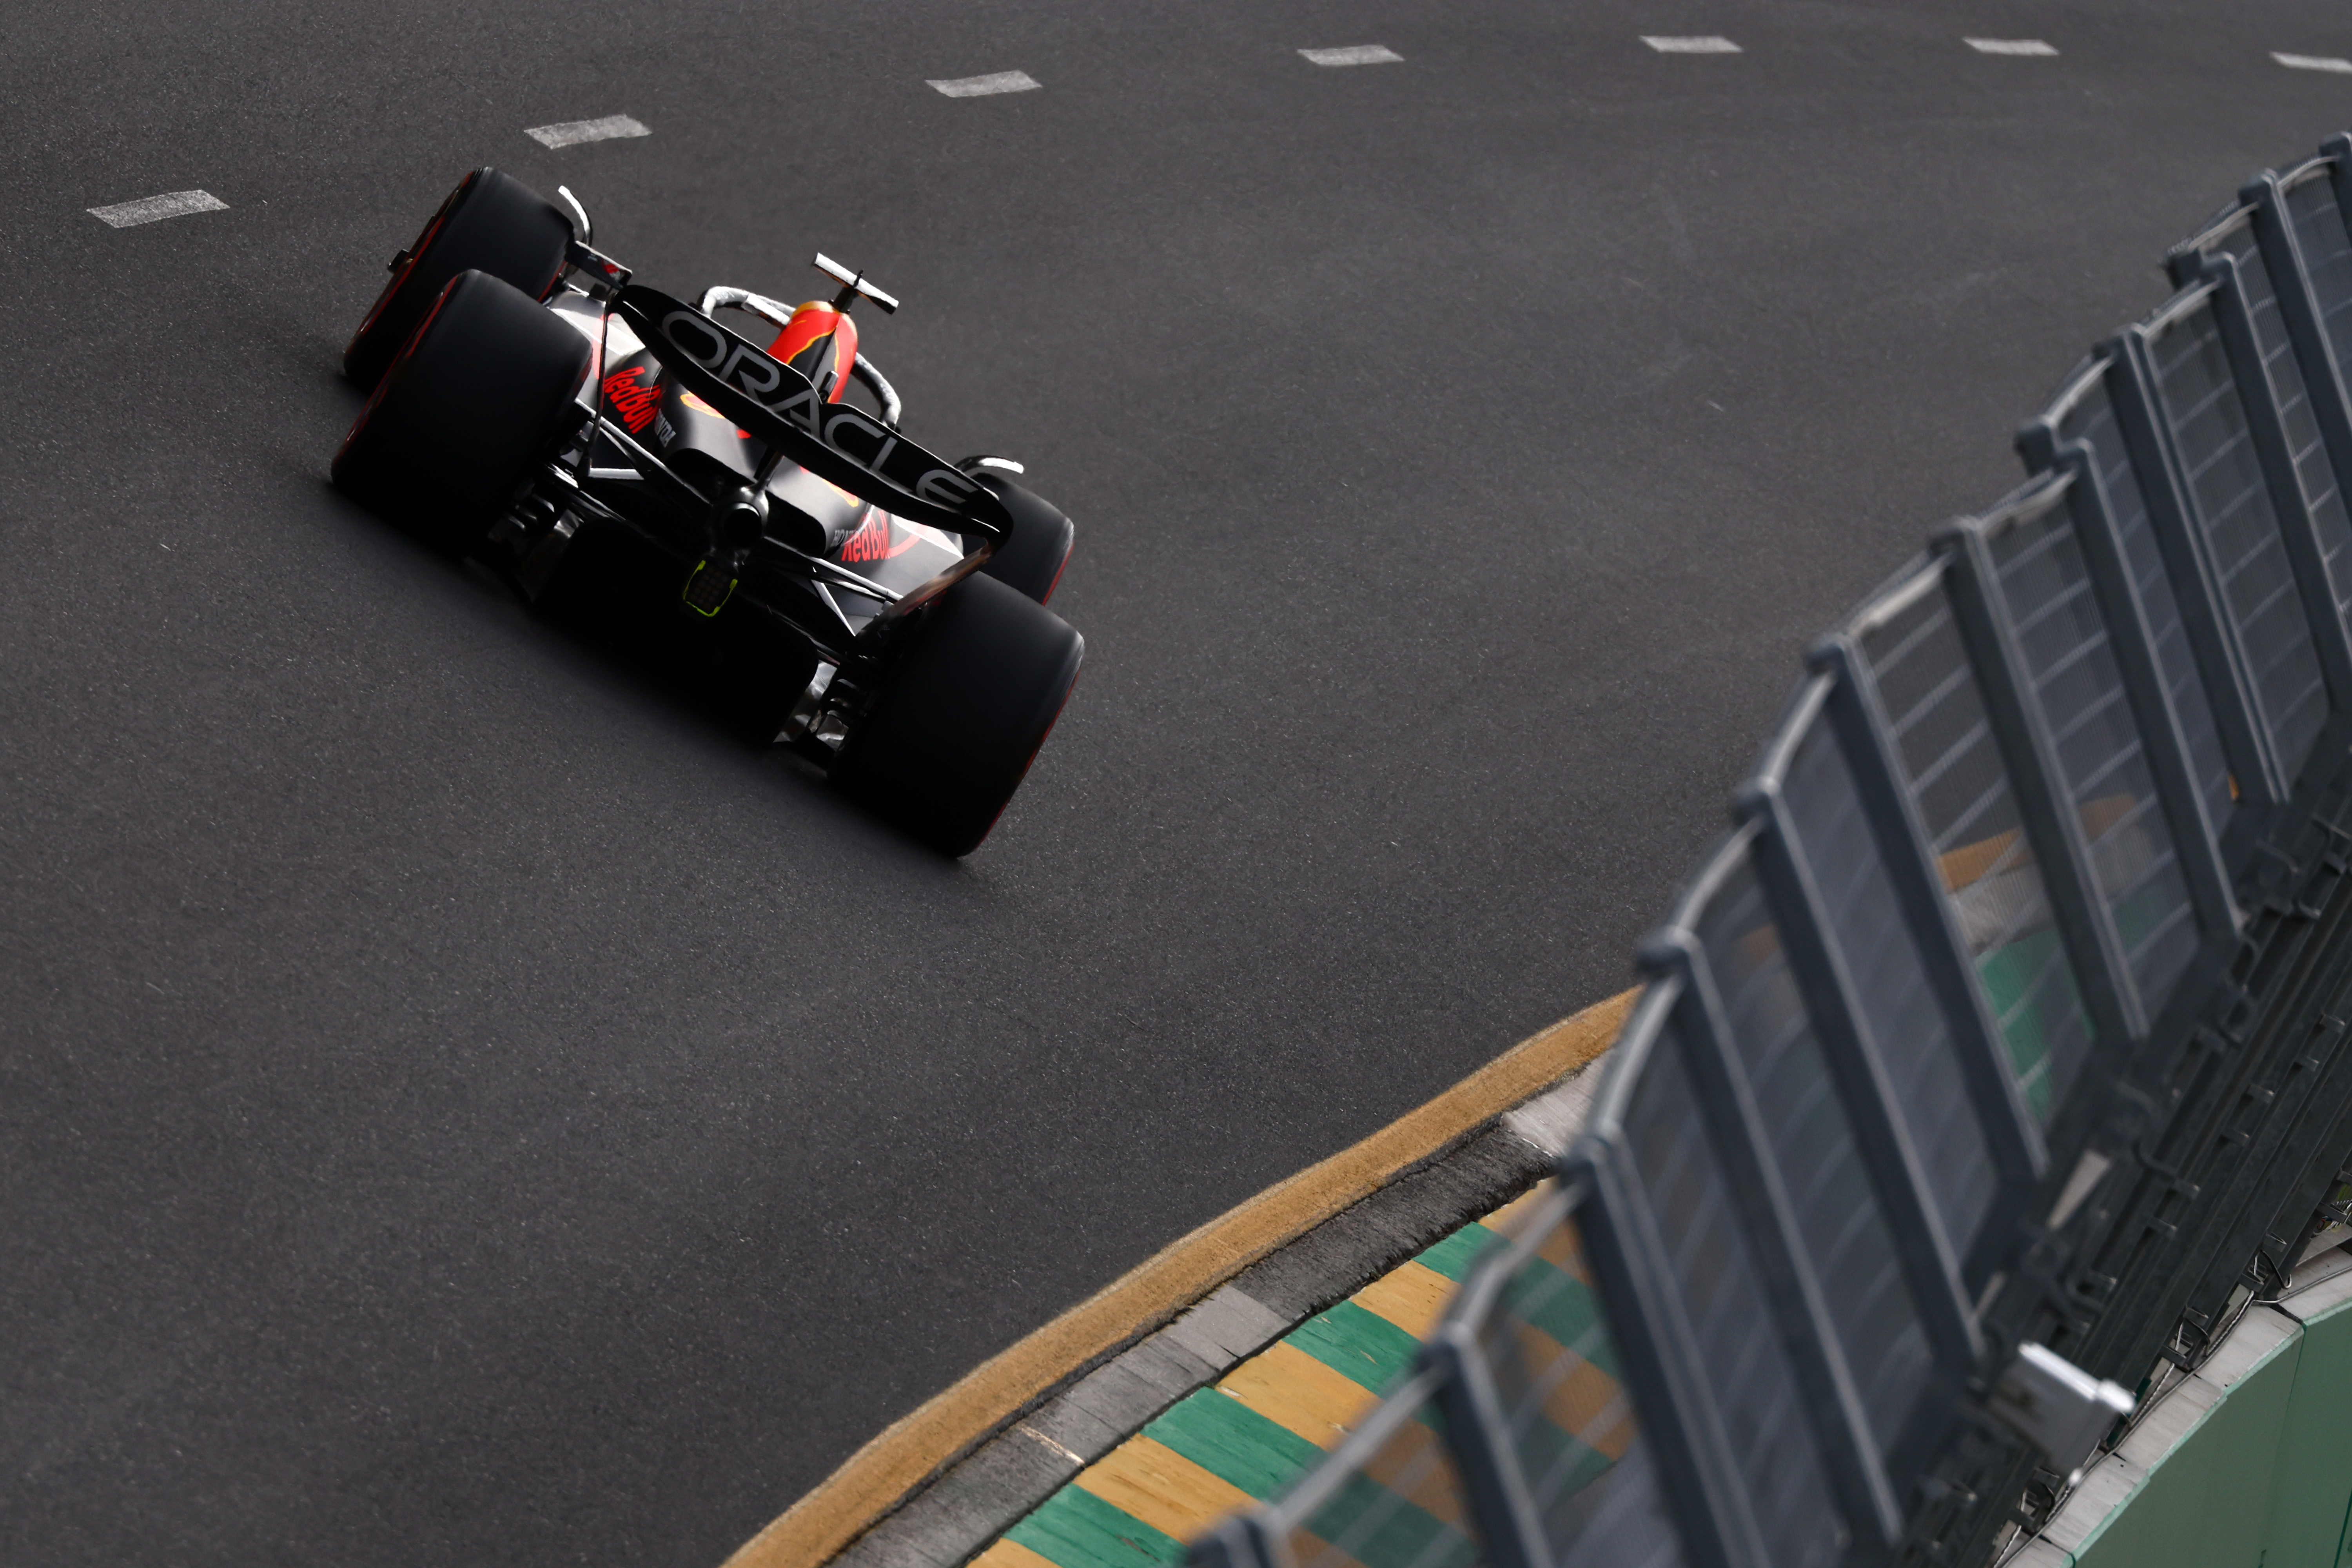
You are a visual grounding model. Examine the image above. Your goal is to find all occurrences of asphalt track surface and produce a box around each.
[7,3,2352,1563]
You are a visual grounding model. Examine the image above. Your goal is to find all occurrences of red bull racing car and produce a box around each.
[332,169,1083,856]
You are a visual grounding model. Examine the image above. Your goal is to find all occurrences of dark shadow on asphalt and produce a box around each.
[307,465,964,865]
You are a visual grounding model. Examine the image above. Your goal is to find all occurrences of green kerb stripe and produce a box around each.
[1515,1422,1620,1508]
[1301,1470,1480,1568]
[1145,1390,1326,1499]
[1414,1224,1497,1283]
[1503,1263,1622,1383]
[1976,929,2084,1124]
[1007,1483,1186,1568]
[1289,1301,1422,1392]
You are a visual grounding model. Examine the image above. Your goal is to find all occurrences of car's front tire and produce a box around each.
[332,269,591,555]
[344,168,573,392]
[830,573,1083,855]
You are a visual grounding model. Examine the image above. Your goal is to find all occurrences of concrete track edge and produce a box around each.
[2007,1243,2352,1568]
[720,987,1639,1568]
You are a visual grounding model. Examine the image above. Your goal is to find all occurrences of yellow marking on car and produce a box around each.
[682,561,737,617]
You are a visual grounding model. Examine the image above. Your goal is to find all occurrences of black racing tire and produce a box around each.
[344,168,573,392]
[831,573,1083,856]
[971,471,1076,604]
[332,269,591,555]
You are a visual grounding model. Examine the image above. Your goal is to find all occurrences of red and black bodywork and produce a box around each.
[554,280,1018,617]
[542,273,1067,764]
[331,169,1081,852]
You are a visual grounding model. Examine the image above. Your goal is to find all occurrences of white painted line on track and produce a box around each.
[1642,35,1741,54]
[2275,52,2352,74]
[1966,37,2058,56]
[1300,45,1403,67]
[525,114,650,149]
[87,190,226,227]
[928,71,1040,98]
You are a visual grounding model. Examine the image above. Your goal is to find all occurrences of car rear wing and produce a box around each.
[609,285,1011,544]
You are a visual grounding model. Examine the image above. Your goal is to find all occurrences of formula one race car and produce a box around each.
[332,169,1083,855]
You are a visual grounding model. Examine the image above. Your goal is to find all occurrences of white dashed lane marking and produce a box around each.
[1300,45,1402,67]
[929,71,1040,98]
[525,114,650,149]
[69,37,2348,234]
[87,190,227,227]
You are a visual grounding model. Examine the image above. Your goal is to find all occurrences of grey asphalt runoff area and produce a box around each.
[7,2,2352,1564]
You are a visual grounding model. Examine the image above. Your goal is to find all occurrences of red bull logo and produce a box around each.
[601,364,661,434]
[838,509,916,564]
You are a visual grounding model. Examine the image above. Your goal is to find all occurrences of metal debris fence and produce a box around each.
[1187,132,2352,1568]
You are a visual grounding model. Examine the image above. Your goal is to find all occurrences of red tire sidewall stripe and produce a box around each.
[347,171,473,355]
[973,658,1082,851]
[336,273,465,464]
[1040,539,1072,605]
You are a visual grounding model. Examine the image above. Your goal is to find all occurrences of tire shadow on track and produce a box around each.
[308,438,911,855]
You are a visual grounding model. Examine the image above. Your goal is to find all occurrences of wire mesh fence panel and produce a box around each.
[1272,1376,1486,1568]
[2054,373,2239,838]
[1691,849,1935,1462]
[2145,298,2329,783]
[1521,1436,1681,1568]
[1474,1205,1685,1568]
[2283,162,2352,407]
[2195,211,2352,636]
[1983,495,2201,1017]
[1779,698,2000,1259]
[1857,570,2094,1123]
[1203,132,2352,1568]
[1624,1019,1847,1568]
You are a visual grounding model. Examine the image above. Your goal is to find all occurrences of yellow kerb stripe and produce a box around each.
[717,989,1637,1568]
[1359,1414,1469,1527]
[970,1538,1061,1568]
[1350,1261,1456,1341]
[1499,1317,1634,1463]
[1218,1342,1385,1448]
[1071,1436,1256,1543]
[2081,793,2138,840]
[1939,806,2134,897]
[1483,1180,1555,1240]
[1290,1532,1374,1568]
[1533,1214,1589,1281]
[1940,829,2022,893]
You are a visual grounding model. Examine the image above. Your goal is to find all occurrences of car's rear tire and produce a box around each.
[831,573,1083,855]
[344,168,573,392]
[971,472,1076,604]
[332,269,591,555]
